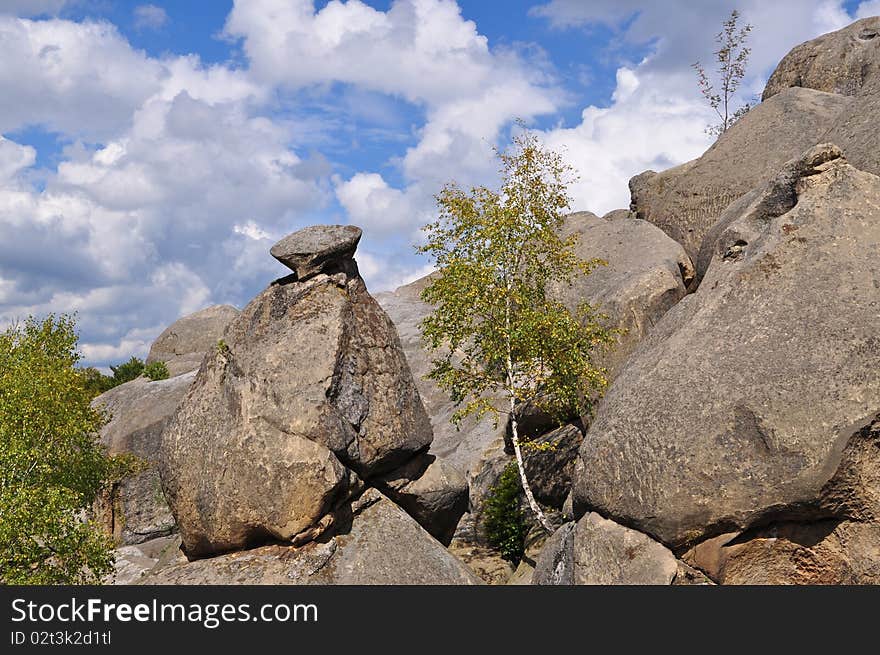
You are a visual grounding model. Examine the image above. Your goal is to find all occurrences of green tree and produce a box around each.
[418,131,614,532]
[109,356,145,385]
[693,9,753,138]
[482,463,528,563]
[143,360,169,381]
[0,315,120,584]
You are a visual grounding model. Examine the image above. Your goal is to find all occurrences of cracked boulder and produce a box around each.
[532,513,678,585]
[159,227,433,558]
[629,86,853,260]
[572,146,880,572]
[146,305,239,377]
[138,489,481,584]
[92,372,195,545]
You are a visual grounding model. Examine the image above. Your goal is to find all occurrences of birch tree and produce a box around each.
[418,132,614,532]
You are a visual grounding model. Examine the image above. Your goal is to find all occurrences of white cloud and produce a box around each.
[856,0,880,18]
[133,4,168,31]
[355,250,435,293]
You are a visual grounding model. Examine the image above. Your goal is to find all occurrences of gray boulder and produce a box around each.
[146,305,239,377]
[139,490,481,585]
[270,225,362,280]
[376,454,468,545]
[550,211,694,379]
[573,146,880,560]
[533,514,677,585]
[629,87,853,259]
[92,372,194,545]
[824,74,880,178]
[160,238,432,558]
[763,16,880,100]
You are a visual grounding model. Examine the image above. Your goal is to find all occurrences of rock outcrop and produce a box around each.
[270,224,362,280]
[763,16,880,100]
[140,490,481,585]
[146,305,239,377]
[533,513,678,585]
[572,146,880,572]
[629,87,852,260]
[160,226,433,558]
[92,372,195,545]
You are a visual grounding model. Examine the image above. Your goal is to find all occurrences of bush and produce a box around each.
[0,315,122,584]
[482,462,528,564]
[143,360,169,381]
[109,356,145,385]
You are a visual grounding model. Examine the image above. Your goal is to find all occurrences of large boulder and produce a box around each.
[573,146,880,567]
[763,16,880,100]
[160,228,433,558]
[146,305,239,377]
[270,225,362,280]
[139,490,481,585]
[550,211,694,378]
[92,372,195,545]
[824,74,880,178]
[533,513,678,585]
[629,87,853,259]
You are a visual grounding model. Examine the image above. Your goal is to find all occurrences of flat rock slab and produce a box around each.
[270,225,362,280]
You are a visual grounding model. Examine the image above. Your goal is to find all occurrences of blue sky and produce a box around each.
[0,0,877,368]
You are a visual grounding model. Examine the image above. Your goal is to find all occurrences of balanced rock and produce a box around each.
[629,87,852,259]
[763,16,880,100]
[270,225,362,280]
[160,230,432,558]
[146,305,238,377]
[533,513,678,585]
[139,490,481,585]
[573,146,880,563]
[92,372,195,545]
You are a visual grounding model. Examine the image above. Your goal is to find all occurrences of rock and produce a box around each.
[550,211,694,380]
[824,75,880,178]
[92,372,195,545]
[521,424,584,509]
[573,147,880,561]
[146,305,239,377]
[446,538,515,584]
[507,560,535,585]
[629,87,853,259]
[160,260,433,558]
[376,275,505,480]
[270,225,362,280]
[139,490,481,585]
[105,535,184,585]
[763,16,880,100]
[533,514,677,585]
[683,519,880,585]
[376,454,468,546]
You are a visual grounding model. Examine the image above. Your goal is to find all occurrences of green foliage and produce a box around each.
[143,360,169,381]
[483,463,528,564]
[418,129,615,429]
[693,9,753,138]
[0,315,120,584]
[109,356,145,385]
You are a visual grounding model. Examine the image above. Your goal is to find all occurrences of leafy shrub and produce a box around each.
[109,356,145,385]
[0,315,122,584]
[143,360,169,381]
[482,462,528,564]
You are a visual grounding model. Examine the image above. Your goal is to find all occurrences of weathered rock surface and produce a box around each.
[92,372,195,545]
[763,16,880,100]
[105,535,184,585]
[160,255,432,558]
[376,454,468,545]
[270,225,362,280]
[550,211,694,379]
[629,87,853,259]
[824,75,880,177]
[574,147,880,559]
[520,424,584,509]
[146,305,239,377]
[140,490,481,585]
[533,514,678,585]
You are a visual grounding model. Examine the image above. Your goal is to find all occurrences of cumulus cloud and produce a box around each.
[856,0,880,18]
[133,4,169,31]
